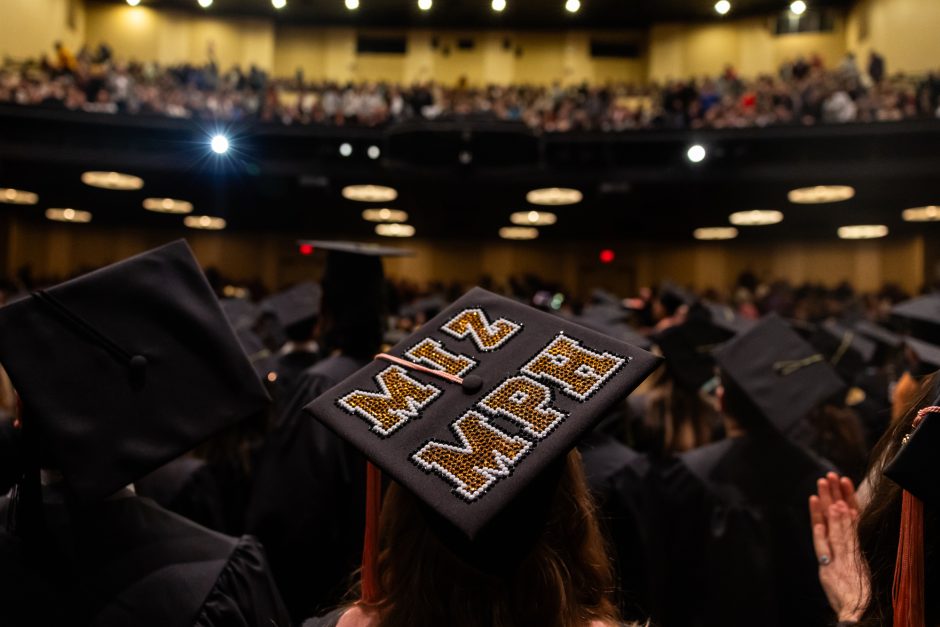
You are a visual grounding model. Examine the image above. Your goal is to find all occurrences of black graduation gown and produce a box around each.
[578,430,655,622]
[0,485,290,627]
[246,354,368,622]
[655,434,835,627]
[274,350,320,410]
[136,456,227,533]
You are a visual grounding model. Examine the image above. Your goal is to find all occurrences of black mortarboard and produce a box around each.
[697,301,756,335]
[236,328,279,382]
[658,282,695,314]
[905,337,940,375]
[655,315,735,392]
[262,282,322,329]
[301,240,413,360]
[884,376,940,504]
[0,240,270,502]
[892,293,940,344]
[305,287,661,539]
[219,297,260,333]
[715,314,846,434]
[810,320,877,381]
[573,314,652,351]
[853,319,903,349]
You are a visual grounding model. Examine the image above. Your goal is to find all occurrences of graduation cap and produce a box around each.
[905,337,940,377]
[892,293,940,344]
[654,315,735,392]
[573,314,652,351]
[301,240,413,360]
[219,297,260,332]
[809,319,877,382]
[853,319,903,350]
[697,301,756,335]
[305,286,661,540]
[715,314,846,435]
[261,282,322,329]
[0,240,270,503]
[236,328,279,383]
[884,375,940,505]
[658,282,695,314]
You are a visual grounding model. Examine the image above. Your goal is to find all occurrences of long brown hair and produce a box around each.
[360,450,621,627]
[640,368,720,457]
[857,372,940,626]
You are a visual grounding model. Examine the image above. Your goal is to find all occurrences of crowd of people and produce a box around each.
[2,42,939,132]
[1,241,939,626]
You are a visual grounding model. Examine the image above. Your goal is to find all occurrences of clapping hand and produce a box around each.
[808,472,870,623]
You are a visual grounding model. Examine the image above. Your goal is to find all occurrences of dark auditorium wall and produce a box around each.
[3,219,928,297]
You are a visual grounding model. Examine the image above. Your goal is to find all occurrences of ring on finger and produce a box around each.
[818,555,831,566]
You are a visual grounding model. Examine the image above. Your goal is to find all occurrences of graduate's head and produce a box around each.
[304,287,663,626]
[857,372,940,626]
[714,314,845,438]
[370,450,619,627]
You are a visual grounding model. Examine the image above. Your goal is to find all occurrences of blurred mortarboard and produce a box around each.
[696,301,756,335]
[809,320,877,382]
[715,314,846,435]
[892,293,940,344]
[785,317,818,340]
[884,376,940,504]
[236,328,279,383]
[0,240,270,503]
[297,240,413,258]
[853,319,903,349]
[306,287,661,539]
[219,297,260,332]
[658,282,695,313]
[573,314,652,350]
[905,337,940,376]
[262,282,322,329]
[654,315,735,392]
[589,288,622,307]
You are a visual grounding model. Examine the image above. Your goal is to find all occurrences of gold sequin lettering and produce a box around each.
[404,338,477,377]
[478,376,566,438]
[522,334,626,401]
[412,411,531,500]
[338,365,442,436]
[440,308,522,352]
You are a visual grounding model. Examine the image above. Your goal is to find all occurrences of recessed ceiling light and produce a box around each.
[565,0,580,13]
[788,185,855,204]
[143,197,194,214]
[526,187,582,206]
[127,0,141,5]
[510,210,557,226]
[367,145,381,160]
[686,144,707,163]
[729,210,784,226]
[375,223,415,238]
[902,206,940,222]
[499,226,539,240]
[790,0,807,15]
[272,0,286,8]
[198,0,212,7]
[345,0,359,9]
[339,143,353,157]
[838,224,888,240]
[342,184,398,203]
[418,0,432,10]
[81,171,144,190]
[714,0,731,14]
[0,188,39,205]
[694,227,738,240]
[184,215,226,230]
[363,208,409,222]
[46,208,92,223]
[492,0,506,11]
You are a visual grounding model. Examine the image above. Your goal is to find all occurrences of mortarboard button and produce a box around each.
[129,354,148,372]
[461,374,483,394]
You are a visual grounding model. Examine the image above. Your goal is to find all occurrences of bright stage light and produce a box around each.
[210,134,229,154]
